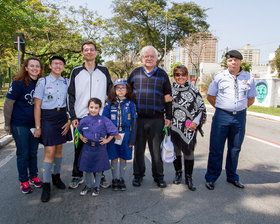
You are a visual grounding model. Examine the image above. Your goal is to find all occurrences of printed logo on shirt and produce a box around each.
[46,86,53,89]
[24,89,35,105]
[7,86,13,95]
[47,94,54,100]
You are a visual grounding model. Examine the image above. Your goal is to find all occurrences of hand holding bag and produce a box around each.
[161,127,176,163]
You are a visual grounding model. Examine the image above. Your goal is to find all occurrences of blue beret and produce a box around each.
[225,50,243,60]
[49,55,66,64]
[114,78,127,86]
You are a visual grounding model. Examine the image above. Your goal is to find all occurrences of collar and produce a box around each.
[83,62,98,71]
[142,66,158,77]
[49,73,64,82]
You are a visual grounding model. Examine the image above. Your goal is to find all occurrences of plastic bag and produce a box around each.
[161,127,176,163]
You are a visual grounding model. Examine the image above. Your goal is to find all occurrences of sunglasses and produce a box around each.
[175,73,187,77]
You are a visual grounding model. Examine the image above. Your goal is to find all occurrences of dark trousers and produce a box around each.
[72,127,84,178]
[11,125,39,182]
[133,118,164,181]
[205,108,246,183]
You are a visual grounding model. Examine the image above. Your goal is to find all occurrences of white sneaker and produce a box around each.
[80,186,91,196]
[92,187,100,197]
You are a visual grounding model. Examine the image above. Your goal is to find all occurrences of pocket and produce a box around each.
[239,84,251,99]
[218,84,230,94]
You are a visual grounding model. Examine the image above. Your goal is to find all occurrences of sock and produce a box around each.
[111,161,118,179]
[42,161,53,183]
[119,161,127,179]
[94,172,102,188]
[85,172,93,188]
[53,157,62,175]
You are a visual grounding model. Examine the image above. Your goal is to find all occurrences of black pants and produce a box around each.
[72,127,84,178]
[133,118,164,181]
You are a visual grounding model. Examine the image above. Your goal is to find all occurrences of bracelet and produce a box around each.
[67,120,71,124]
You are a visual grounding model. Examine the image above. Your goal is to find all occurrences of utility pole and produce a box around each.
[14,34,25,71]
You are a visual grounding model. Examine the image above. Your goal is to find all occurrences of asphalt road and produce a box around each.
[0,108,280,224]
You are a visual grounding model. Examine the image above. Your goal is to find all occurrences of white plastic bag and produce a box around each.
[161,129,176,163]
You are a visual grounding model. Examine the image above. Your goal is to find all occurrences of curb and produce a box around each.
[0,135,13,148]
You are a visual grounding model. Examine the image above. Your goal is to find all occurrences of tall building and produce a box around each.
[238,44,260,66]
[163,32,217,78]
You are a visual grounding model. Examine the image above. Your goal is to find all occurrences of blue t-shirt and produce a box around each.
[6,79,37,127]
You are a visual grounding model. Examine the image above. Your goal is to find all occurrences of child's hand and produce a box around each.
[100,137,110,145]
[80,134,88,143]
[115,134,121,140]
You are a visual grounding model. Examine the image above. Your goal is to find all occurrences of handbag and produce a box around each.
[161,127,176,163]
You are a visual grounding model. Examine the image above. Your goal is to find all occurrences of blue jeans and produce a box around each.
[11,125,39,183]
[205,108,246,183]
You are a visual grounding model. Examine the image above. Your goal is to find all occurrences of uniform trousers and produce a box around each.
[205,108,246,183]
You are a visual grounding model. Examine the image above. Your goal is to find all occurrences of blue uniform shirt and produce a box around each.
[208,69,257,112]
[34,74,69,109]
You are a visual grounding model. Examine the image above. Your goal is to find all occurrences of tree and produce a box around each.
[169,62,181,77]
[272,45,280,78]
[104,0,209,72]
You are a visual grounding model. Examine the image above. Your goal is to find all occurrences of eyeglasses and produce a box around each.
[116,87,126,91]
[175,73,187,77]
[83,48,96,52]
[52,62,64,66]
[143,55,155,59]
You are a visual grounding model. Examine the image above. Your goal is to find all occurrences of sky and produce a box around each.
[66,0,280,64]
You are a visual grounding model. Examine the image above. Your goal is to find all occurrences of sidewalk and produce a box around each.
[0,107,279,148]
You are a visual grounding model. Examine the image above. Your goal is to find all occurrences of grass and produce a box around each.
[204,97,280,117]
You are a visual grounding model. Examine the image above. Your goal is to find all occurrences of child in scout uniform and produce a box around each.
[78,98,120,197]
[34,56,72,202]
[103,79,137,191]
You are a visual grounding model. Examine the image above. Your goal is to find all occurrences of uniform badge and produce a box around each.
[128,113,131,120]
[47,94,53,100]
[111,114,116,120]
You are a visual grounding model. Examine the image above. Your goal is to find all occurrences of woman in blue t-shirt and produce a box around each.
[4,57,44,194]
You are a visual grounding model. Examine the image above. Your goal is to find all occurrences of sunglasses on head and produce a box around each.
[175,73,187,77]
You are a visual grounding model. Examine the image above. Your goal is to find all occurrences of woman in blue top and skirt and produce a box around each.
[4,57,44,194]
[34,56,72,202]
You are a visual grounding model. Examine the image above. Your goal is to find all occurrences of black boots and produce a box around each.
[173,156,182,184]
[184,159,196,191]
[52,174,66,189]
[41,183,51,202]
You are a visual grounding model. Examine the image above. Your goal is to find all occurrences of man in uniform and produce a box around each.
[68,41,112,189]
[205,50,257,190]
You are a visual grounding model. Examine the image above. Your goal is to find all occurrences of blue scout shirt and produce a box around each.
[6,79,37,127]
[208,69,257,112]
[34,74,69,109]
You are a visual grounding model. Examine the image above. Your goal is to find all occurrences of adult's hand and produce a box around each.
[61,122,71,136]
[72,119,79,128]
[4,126,10,134]
[164,94,173,103]
[34,128,41,138]
[165,119,171,127]
[189,122,197,131]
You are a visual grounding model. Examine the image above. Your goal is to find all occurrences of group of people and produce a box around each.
[4,41,257,203]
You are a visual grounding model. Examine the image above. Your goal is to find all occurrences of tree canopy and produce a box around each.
[272,45,280,78]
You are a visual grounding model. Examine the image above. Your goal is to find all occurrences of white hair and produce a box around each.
[140,46,159,58]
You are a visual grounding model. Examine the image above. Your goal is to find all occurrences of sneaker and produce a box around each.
[20,181,33,194]
[80,186,91,196]
[100,176,111,189]
[69,177,84,189]
[112,179,119,191]
[92,187,100,197]
[119,178,126,191]
[29,177,43,188]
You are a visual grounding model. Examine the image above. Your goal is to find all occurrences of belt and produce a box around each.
[86,141,101,147]
[217,108,246,115]
[44,107,66,111]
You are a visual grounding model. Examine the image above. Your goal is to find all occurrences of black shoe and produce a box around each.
[205,181,215,190]
[52,174,66,189]
[173,171,182,185]
[227,180,245,189]
[155,179,167,188]
[41,183,51,202]
[112,179,119,191]
[119,178,126,191]
[185,175,196,191]
[132,177,142,187]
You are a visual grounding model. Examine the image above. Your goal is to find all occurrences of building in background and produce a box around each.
[238,44,260,66]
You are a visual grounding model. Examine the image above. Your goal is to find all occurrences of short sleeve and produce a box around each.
[33,78,45,100]
[6,81,22,100]
[207,77,218,96]
[78,118,86,134]
[103,117,118,136]
[102,101,111,119]
[247,77,258,98]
